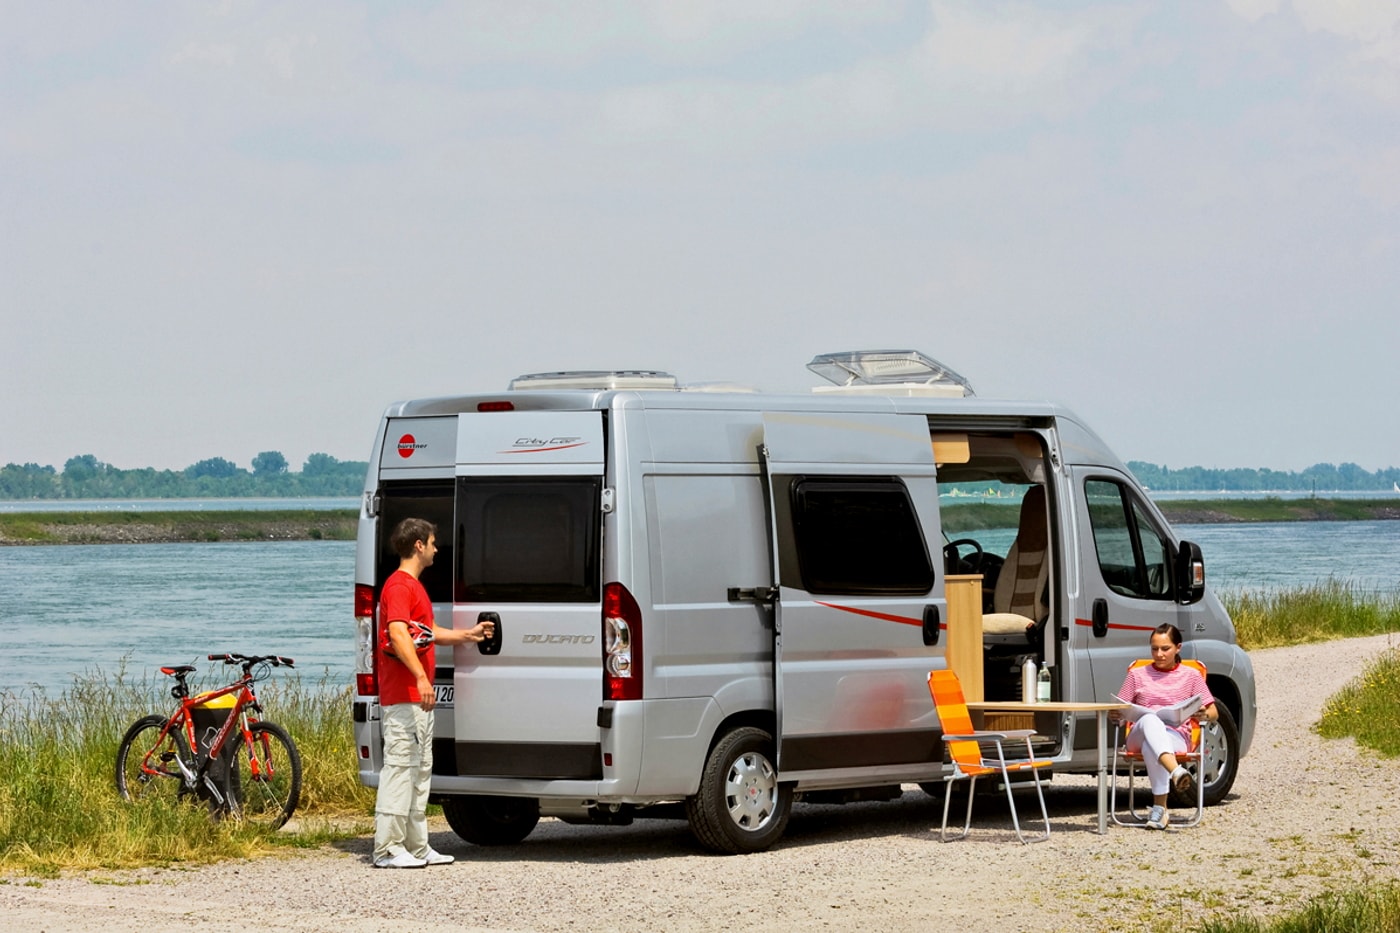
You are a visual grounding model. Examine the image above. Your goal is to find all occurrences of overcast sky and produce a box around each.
[3,1,1398,474]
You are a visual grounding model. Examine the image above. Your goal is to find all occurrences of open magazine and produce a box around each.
[1111,693,1204,726]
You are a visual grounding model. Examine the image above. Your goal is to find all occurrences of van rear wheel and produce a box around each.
[441,795,540,846]
[686,726,792,854]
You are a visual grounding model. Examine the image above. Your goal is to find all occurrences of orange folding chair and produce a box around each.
[927,669,1053,843]
[1110,659,1207,829]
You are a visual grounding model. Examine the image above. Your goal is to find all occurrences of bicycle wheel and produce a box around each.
[115,714,191,804]
[223,720,302,829]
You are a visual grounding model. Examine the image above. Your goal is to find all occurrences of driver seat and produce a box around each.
[982,485,1049,639]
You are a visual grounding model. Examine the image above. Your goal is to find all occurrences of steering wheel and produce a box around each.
[943,538,984,575]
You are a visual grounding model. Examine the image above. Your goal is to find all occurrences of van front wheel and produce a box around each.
[1185,703,1240,807]
[441,795,540,846]
[686,726,792,854]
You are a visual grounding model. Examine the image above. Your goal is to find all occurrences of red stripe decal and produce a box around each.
[814,601,928,628]
[1073,618,1157,633]
[499,443,588,454]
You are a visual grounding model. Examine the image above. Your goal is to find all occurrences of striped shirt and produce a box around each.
[1119,661,1215,740]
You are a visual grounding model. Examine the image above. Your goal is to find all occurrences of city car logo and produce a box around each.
[501,436,587,454]
[397,434,427,459]
[521,634,596,644]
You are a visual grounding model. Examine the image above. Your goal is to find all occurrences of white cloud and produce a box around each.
[1293,0,1400,44]
[170,42,237,67]
[1224,0,1282,22]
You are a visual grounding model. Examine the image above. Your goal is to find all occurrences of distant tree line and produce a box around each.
[1127,461,1400,493]
[0,452,367,499]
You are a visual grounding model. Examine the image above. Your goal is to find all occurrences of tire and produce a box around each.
[116,715,191,804]
[686,726,793,854]
[441,795,540,846]
[223,721,302,830]
[918,782,947,800]
[1177,703,1240,807]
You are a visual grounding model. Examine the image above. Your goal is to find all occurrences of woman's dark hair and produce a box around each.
[1152,622,1183,646]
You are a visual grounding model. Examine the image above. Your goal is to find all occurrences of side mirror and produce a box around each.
[1175,541,1205,605]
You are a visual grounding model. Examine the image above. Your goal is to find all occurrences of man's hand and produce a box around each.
[417,673,435,711]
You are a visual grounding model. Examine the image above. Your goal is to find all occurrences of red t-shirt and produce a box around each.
[377,569,435,706]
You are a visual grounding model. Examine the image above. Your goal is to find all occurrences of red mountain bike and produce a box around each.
[115,653,303,829]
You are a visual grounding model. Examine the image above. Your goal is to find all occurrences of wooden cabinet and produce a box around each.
[944,574,984,702]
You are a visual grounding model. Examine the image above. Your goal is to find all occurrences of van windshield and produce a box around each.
[454,477,602,603]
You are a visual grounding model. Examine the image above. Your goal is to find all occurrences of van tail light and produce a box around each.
[603,582,643,701]
[355,583,378,697]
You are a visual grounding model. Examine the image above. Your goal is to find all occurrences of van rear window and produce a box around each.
[377,480,455,604]
[455,478,602,603]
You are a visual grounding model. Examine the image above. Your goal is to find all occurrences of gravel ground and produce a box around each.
[6,633,1399,933]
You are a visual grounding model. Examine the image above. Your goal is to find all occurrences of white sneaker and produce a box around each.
[374,850,427,869]
[421,848,455,866]
[1145,805,1169,831]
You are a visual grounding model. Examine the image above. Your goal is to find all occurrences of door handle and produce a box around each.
[728,586,778,606]
[478,611,502,655]
[922,605,941,646]
[1092,599,1109,638]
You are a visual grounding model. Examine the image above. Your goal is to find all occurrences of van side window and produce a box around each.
[377,480,455,603]
[1085,479,1173,600]
[455,477,602,603]
[788,477,934,596]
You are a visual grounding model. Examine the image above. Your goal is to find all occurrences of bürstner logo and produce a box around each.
[396,434,427,459]
[503,436,586,453]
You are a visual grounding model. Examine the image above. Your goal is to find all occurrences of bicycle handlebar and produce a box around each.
[206,653,296,669]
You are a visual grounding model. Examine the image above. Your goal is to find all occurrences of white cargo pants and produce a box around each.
[373,702,434,861]
[1124,712,1188,796]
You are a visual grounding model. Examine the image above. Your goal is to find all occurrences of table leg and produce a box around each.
[1096,710,1108,834]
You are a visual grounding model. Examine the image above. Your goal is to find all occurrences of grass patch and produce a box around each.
[1316,647,1400,756]
[1222,580,1400,650]
[0,663,373,875]
[1195,883,1400,932]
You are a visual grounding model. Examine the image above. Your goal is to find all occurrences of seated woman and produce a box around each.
[1115,623,1218,830]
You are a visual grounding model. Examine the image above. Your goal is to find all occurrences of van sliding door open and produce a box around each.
[758,412,944,781]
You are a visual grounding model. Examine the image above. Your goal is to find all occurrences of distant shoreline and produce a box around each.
[0,509,358,546]
[1,499,1397,546]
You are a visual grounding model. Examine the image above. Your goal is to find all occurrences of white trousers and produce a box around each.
[1125,712,1188,796]
[374,702,434,861]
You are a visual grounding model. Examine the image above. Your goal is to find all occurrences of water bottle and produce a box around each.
[1021,657,1037,703]
[1037,665,1052,702]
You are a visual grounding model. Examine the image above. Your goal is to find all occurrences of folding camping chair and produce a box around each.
[927,669,1053,843]
[1110,659,1208,829]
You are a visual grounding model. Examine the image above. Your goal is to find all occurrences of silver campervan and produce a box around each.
[352,350,1256,853]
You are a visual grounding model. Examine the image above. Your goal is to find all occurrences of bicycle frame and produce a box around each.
[141,670,269,800]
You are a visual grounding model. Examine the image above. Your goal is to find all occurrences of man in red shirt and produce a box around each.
[373,517,494,869]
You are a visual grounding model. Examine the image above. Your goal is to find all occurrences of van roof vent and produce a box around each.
[806,350,975,397]
[509,370,680,391]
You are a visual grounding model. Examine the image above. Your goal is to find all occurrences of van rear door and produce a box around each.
[759,411,944,779]
[449,411,606,780]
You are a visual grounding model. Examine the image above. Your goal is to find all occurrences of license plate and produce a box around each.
[434,684,454,708]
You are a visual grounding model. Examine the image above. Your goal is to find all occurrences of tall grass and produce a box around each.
[1222,580,1400,650]
[1195,884,1400,933]
[1316,647,1400,756]
[0,662,372,875]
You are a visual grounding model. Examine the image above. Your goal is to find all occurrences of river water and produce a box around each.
[1,521,1397,694]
